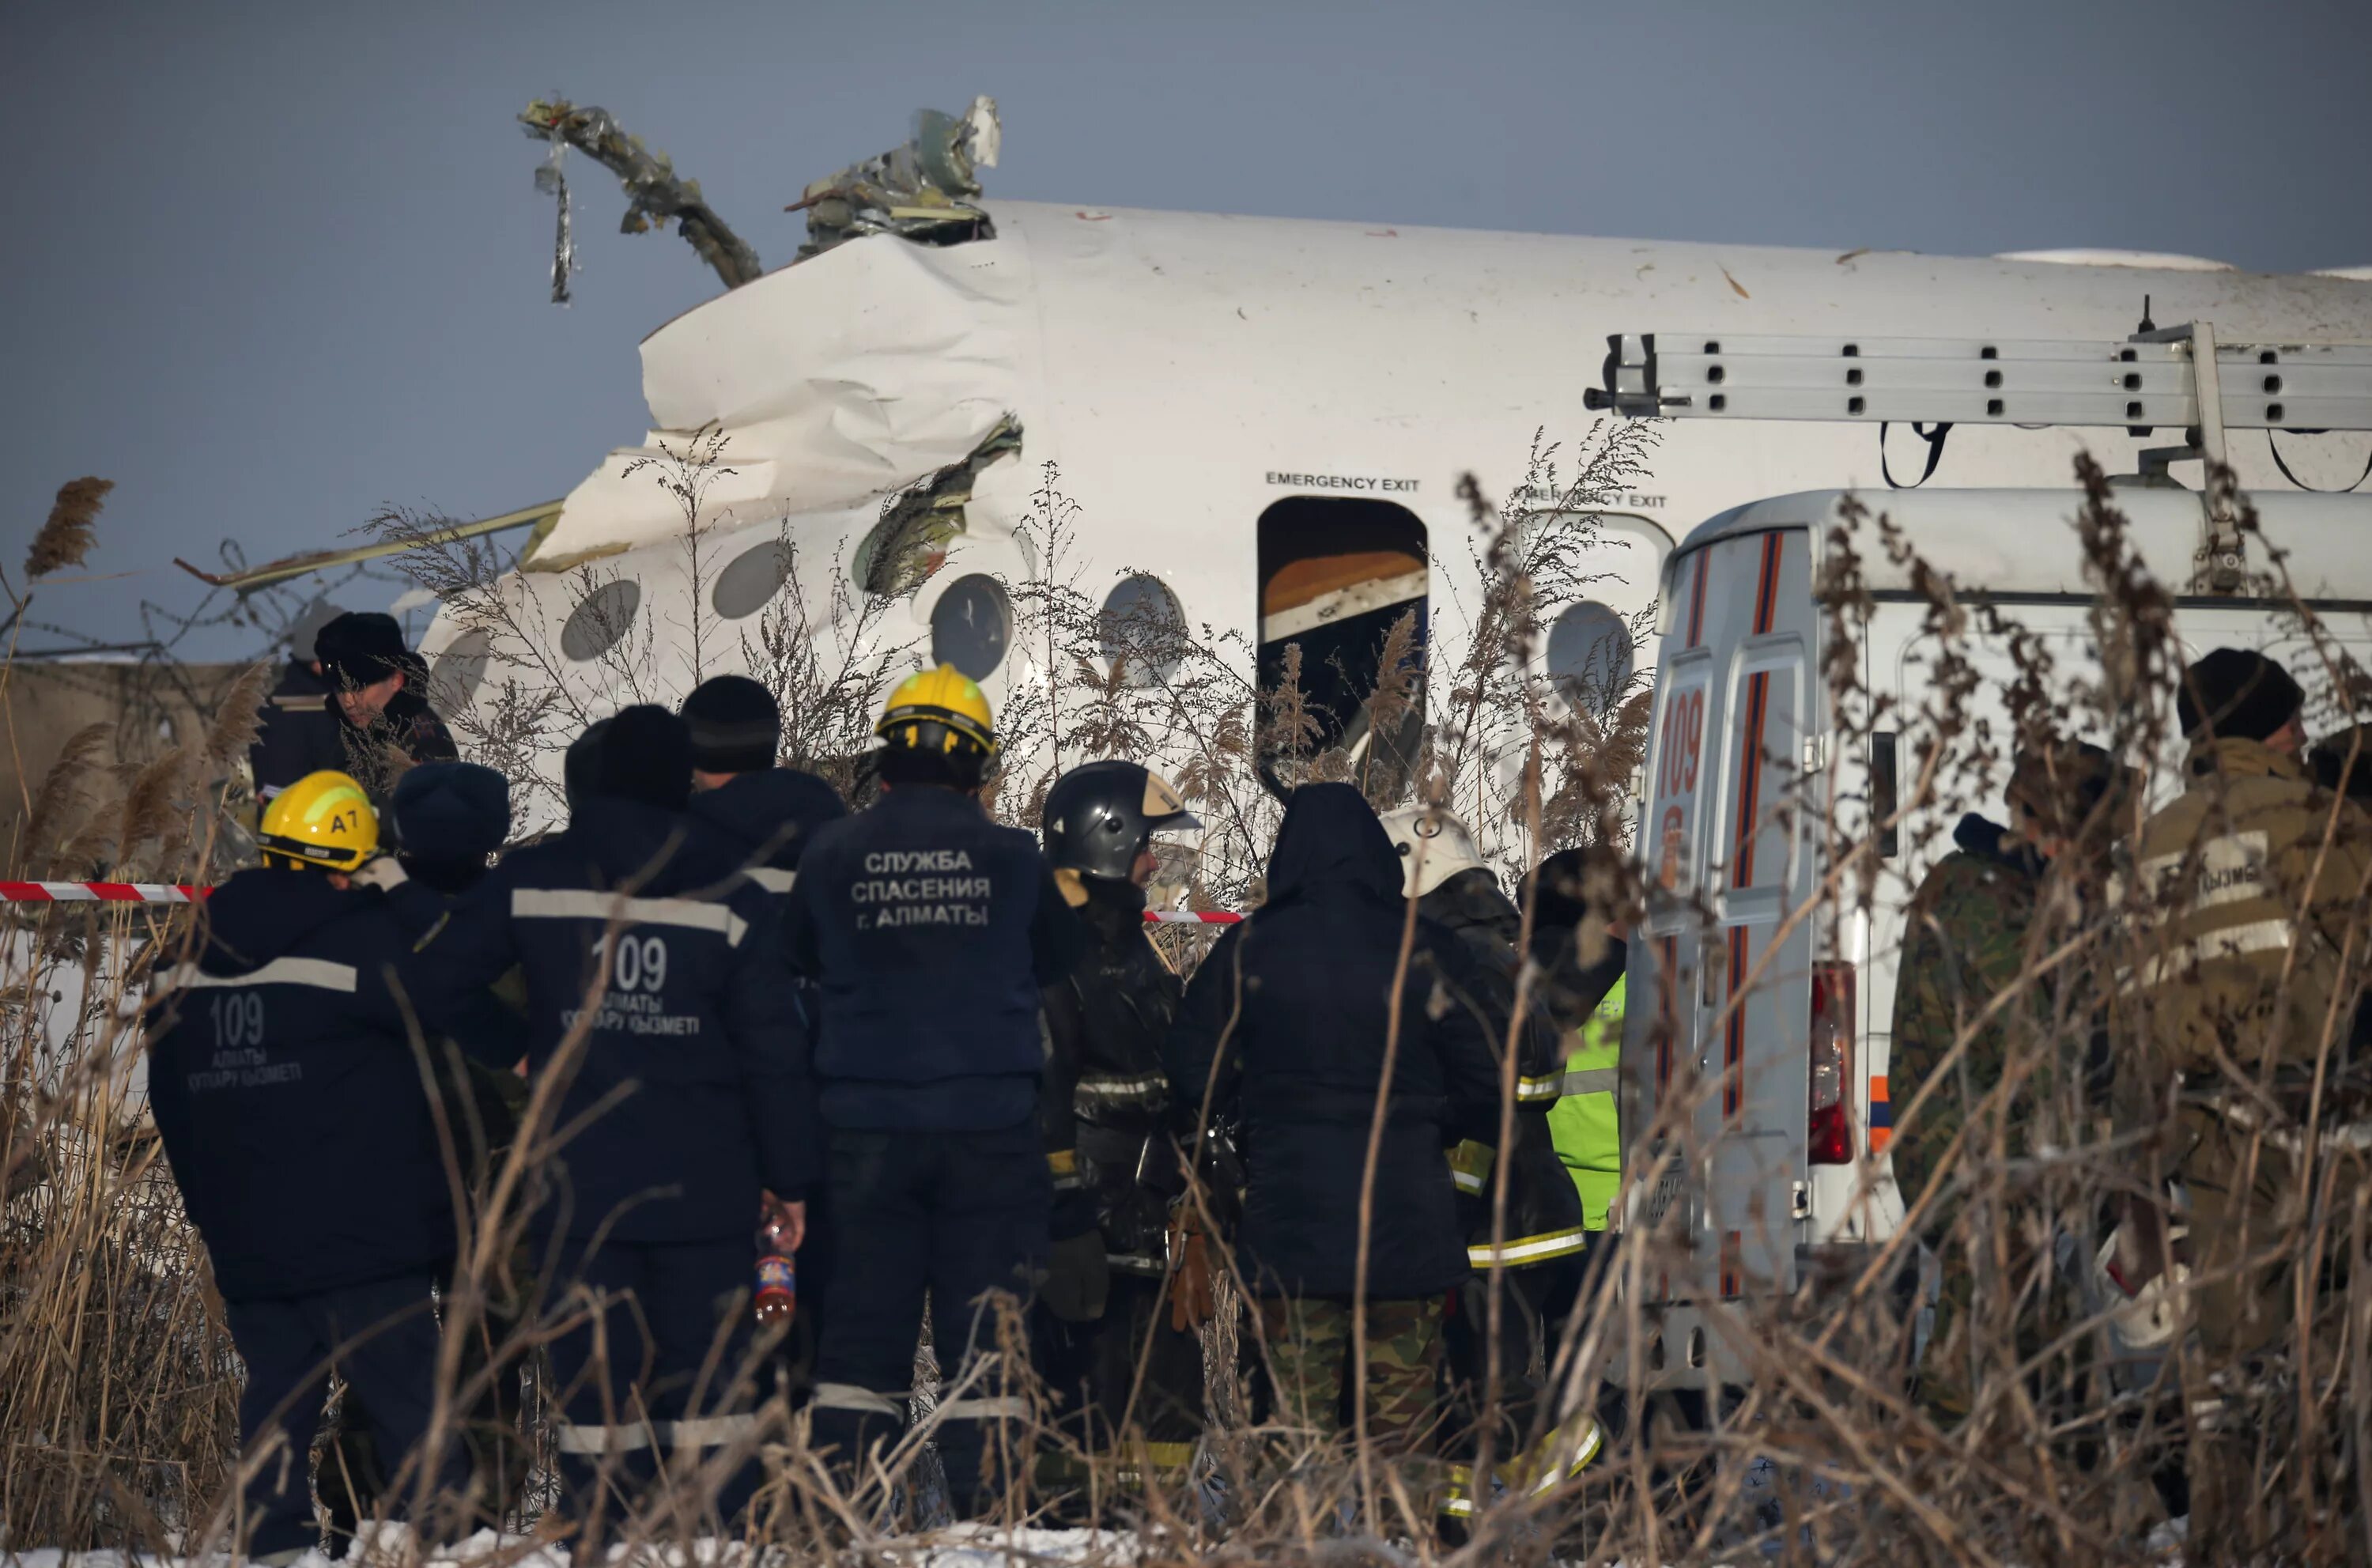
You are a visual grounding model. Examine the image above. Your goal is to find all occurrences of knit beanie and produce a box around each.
[595,705,693,810]
[564,720,610,814]
[2178,648,2303,742]
[680,675,781,774]
[391,761,512,863]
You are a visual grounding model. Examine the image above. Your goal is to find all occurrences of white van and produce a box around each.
[1618,483,2372,1394]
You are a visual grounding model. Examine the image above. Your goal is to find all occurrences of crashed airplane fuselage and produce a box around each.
[421,199,2372,806]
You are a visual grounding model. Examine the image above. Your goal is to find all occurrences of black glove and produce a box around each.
[1042,1230,1110,1324]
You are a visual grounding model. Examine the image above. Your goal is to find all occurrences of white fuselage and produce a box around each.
[423,200,2372,810]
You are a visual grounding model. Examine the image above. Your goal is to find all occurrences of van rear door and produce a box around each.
[1630,527,1815,1305]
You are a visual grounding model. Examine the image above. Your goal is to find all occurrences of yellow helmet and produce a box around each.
[259,770,380,873]
[874,665,999,758]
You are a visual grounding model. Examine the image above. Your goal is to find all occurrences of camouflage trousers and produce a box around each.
[1258,1296,1444,1453]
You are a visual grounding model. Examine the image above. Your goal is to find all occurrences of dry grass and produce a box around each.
[5,432,2370,1565]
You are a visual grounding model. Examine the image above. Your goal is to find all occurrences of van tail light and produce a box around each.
[1807,962,1856,1166]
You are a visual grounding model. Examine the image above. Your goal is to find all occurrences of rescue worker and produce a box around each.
[314,611,459,802]
[2115,649,2371,1555]
[1036,759,1203,1483]
[1377,807,1588,1498]
[326,760,529,1537]
[1890,738,2125,1422]
[145,771,490,1560]
[1525,848,1626,1241]
[417,707,814,1533]
[681,674,848,895]
[248,598,349,805]
[788,667,1085,1517]
[1164,784,1501,1457]
[678,674,848,1398]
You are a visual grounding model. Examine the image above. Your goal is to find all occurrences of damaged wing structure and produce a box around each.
[789,96,1002,260]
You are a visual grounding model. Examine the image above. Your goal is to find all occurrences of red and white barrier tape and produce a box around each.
[0,879,1241,920]
[1,881,205,905]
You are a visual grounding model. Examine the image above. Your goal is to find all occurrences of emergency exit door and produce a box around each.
[1254,497,1428,795]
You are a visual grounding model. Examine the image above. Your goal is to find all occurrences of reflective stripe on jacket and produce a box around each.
[1548,974,1622,1230]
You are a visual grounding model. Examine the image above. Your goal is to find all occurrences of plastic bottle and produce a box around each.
[754,1219,797,1325]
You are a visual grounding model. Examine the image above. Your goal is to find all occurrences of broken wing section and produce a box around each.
[526,225,1034,570]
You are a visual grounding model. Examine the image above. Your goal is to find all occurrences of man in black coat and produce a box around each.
[146,770,500,1559]
[1035,759,1203,1480]
[1164,783,1501,1453]
[786,666,1083,1517]
[416,708,814,1532]
[315,612,459,803]
[1379,807,1588,1484]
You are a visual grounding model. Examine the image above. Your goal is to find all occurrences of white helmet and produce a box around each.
[1377,805,1490,898]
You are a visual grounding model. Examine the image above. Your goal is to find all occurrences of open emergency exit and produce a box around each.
[1254,497,1427,794]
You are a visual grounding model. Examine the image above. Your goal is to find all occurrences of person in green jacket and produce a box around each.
[1527,849,1629,1240]
[1547,973,1624,1231]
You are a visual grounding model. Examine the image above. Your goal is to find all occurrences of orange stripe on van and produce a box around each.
[1752,531,1783,635]
[1720,1230,1742,1299]
[1686,548,1709,648]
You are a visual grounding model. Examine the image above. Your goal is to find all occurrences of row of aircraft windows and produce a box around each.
[429,537,1633,709]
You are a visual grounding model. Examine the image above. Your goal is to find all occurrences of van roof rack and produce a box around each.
[1581,321,2372,590]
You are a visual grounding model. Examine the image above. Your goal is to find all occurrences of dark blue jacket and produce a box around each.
[247,660,345,803]
[787,784,1084,1131]
[1164,784,1502,1300]
[418,798,817,1241]
[687,767,848,882]
[145,867,511,1302]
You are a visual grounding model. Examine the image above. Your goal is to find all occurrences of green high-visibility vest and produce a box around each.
[1547,975,1622,1230]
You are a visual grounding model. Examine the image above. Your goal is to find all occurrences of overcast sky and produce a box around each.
[6,0,2369,659]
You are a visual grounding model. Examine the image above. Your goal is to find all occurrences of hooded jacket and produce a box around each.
[1421,867,1588,1267]
[1163,784,1501,1300]
[145,867,513,1300]
[788,783,1085,1132]
[417,796,814,1241]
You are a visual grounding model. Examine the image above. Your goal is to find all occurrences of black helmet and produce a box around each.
[1042,760,1199,880]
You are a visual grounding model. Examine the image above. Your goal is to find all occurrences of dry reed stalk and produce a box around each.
[26,478,112,580]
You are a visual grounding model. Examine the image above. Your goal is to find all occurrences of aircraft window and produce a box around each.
[931,573,1011,680]
[1547,599,1634,712]
[561,578,641,663]
[429,629,491,710]
[1100,574,1187,686]
[712,538,794,621]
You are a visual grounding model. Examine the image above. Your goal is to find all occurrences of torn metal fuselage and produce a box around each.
[791,96,1003,263]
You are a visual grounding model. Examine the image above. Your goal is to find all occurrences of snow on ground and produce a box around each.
[3,1525,1147,1568]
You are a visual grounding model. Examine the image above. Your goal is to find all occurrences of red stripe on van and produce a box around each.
[1723,924,1747,1119]
[1720,1230,1742,1299]
[1732,669,1770,886]
[1752,531,1783,635]
[1686,548,1709,648]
